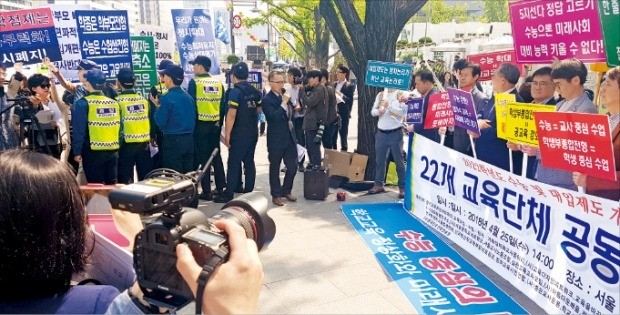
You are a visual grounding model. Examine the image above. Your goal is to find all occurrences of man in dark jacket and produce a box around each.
[300,70,327,169]
[333,65,356,151]
[320,68,339,149]
[262,71,298,206]
[412,69,440,143]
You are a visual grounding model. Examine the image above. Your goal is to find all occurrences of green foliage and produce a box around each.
[411,0,469,23]
[418,36,432,43]
[226,54,240,65]
[478,0,509,22]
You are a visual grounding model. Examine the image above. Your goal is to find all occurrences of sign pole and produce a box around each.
[469,135,477,159]
[509,149,514,174]
[521,154,528,178]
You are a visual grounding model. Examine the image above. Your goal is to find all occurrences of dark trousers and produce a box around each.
[337,103,350,151]
[294,117,305,165]
[162,133,194,173]
[194,122,226,193]
[305,129,321,167]
[82,148,119,185]
[118,142,153,184]
[259,121,266,135]
[152,131,165,169]
[268,144,297,197]
[225,137,257,195]
[322,121,338,150]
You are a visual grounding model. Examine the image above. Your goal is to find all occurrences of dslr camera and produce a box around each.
[108,149,275,310]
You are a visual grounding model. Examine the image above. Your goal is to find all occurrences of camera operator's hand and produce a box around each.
[176,220,263,315]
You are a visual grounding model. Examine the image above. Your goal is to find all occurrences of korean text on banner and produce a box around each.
[0,8,62,67]
[494,93,516,140]
[505,102,555,146]
[131,36,157,99]
[74,10,132,79]
[226,70,263,90]
[365,60,412,91]
[406,98,424,124]
[424,92,454,129]
[446,88,479,135]
[598,0,620,66]
[171,9,221,75]
[48,5,90,83]
[133,24,174,65]
[535,112,617,181]
[509,0,606,64]
[342,203,526,314]
[408,135,620,315]
[466,50,522,82]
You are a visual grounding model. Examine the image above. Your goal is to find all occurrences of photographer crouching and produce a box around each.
[0,149,264,314]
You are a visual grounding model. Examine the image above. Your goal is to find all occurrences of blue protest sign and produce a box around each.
[74,10,132,79]
[0,8,62,66]
[365,60,412,90]
[342,202,526,314]
[406,97,424,124]
[446,87,480,135]
[171,9,221,75]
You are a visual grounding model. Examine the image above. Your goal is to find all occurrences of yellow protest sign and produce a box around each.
[494,93,516,140]
[505,102,555,146]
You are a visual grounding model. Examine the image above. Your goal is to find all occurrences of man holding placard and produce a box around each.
[450,62,487,156]
[411,70,440,143]
[522,59,598,190]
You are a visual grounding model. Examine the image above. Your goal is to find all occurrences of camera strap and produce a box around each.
[195,247,230,315]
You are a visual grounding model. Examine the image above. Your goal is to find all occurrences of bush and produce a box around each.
[227,54,240,65]
[418,36,433,44]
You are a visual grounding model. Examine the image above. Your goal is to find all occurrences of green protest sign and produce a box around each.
[131,36,158,98]
[598,0,620,66]
[365,60,413,91]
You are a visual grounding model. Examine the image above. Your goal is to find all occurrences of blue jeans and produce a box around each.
[374,129,405,188]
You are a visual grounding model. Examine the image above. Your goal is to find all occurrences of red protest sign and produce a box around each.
[535,112,616,181]
[466,50,523,81]
[424,92,454,129]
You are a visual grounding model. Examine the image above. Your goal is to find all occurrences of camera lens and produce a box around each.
[213,192,275,250]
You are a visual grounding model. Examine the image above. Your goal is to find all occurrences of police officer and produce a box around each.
[214,62,262,203]
[115,68,153,184]
[148,59,174,169]
[71,69,121,184]
[188,56,227,200]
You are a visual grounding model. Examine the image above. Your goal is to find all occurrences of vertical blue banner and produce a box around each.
[214,9,230,45]
[74,10,132,79]
[171,9,221,75]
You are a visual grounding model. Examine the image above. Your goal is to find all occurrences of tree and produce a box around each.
[410,0,469,23]
[319,0,427,179]
[478,0,509,22]
[226,54,240,66]
[245,0,332,68]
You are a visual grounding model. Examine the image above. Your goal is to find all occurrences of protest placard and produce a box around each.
[505,102,555,146]
[409,135,620,315]
[466,50,522,81]
[48,5,90,83]
[75,10,132,79]
[598,0,620,66]
[133,24,175,65]
[0,8,62,67]
[424,92,454,129]
[365,60,412,91]
[131,36,157,99]
[535,112,616,181]
[446,88,479,135]
[509,0,606,64]
[171,9,221,75]
[494,93,516,140]
[406,98,423,124]
[226,70,263,91]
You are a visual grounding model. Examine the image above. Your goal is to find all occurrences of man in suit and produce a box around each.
[262,71,298,206]
[410,69,440,143]
[509,66,556,179]
[522,59,598,190]
[333,65,356,151]
[469,62,524,173]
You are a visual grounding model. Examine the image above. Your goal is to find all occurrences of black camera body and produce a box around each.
[108,150,275,310]
[293,76,303,85]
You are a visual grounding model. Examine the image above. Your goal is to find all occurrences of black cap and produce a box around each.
[160,65,184,84]
[84,69,106,89]
[117,68,135,87]
[158,59,174,71]
[231,62,248,80]
[189,55,211,70]
[75,59,99,71]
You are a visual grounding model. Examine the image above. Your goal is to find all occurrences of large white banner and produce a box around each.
[133,24,175,65]
[409,135,620,315]
[48,5,90,82]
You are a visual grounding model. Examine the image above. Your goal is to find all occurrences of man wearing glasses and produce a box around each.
[262,71,298,206]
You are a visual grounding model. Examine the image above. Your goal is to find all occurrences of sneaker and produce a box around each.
[213,193,233,203]
[198,192,213,201]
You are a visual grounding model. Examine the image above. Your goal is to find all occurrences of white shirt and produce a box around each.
[44,100,67,143]
[284,83,302,117]
[371,90,407,130]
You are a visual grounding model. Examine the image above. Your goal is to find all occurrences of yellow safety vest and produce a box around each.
[85,94,121,150]
[117,92,150,143]
[195,76,223,122]
[155,82,168,96]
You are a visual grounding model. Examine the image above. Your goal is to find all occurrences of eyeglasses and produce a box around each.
[531,81,551,88]
[40,83,51,89]
[270,81,284,84]
[553,81,568,88]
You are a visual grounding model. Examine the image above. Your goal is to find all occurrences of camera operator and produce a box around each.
[0,149,264,314]
[0,63,19,152]
[300,70,327,169]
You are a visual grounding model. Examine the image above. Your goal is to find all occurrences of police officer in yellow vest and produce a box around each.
[71,69,121,184]
[187,56,227,200]
[115,68,153,184]
[148,59,173,169]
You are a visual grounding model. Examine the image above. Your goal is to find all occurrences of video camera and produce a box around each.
[293,76,303,85]
[108,149,276,310]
